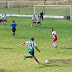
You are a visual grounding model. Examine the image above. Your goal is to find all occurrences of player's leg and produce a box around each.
[33,55,40,64]
[0,20,1,24]
[38,23,41,28]
[42,16,43,21]
[24,55,40,64]
[31,22,33,27]
[30,51,40,63]
[12,28,16,38]
[2,20,3,25]
[35,22,36,26]
[53,41,57,48]
[13,32,15,38]
[52,38,57,48]
[37,22,38,28]
[24,51,40,64]
[24,51,34,60]
[4,20,7,24]
[24,55,33,60]
[4,20,6,24]
[37,22,40,28]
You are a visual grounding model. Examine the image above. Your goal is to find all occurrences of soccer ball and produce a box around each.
[45,60,49,63]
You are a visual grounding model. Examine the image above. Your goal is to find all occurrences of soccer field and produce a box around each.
[0,17,72,72]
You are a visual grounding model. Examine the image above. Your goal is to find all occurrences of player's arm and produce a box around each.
[35,46,40,52]
[6,16,7,20]
[19,42,25,45]
[40,18,41,23]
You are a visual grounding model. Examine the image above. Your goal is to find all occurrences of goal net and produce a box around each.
[34,5,72,20]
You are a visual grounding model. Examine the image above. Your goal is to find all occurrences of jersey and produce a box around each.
[1,15,4,20]
[32,17,36,22]
[0,17,3,20]
[40,12,43,16]
[52,31,58,38]
[37,17,40,22]
[25,41,37,52]
[4,16,7,20]
[10,23,16,28]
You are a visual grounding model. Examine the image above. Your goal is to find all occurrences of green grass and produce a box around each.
[0,17,72,72]
[0,7,70,16]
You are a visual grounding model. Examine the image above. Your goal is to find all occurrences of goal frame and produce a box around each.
[34,5,72,20]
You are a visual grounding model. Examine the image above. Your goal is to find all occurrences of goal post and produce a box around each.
[34,5,72,20]
[70,5,72,20]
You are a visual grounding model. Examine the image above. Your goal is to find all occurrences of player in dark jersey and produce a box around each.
[40,11,43,21]
[10,21,17,38]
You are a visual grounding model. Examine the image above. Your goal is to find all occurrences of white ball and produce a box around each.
[45,60,49,63]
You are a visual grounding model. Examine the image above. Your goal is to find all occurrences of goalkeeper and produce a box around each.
[40,11,43,21]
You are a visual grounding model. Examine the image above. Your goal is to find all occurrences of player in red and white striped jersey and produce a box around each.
[51,28,58,48]
[31,15,36,27]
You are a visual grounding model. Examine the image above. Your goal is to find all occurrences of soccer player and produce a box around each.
[51,28,58,48]
[3,14,7,24]
[0,14,4,24]
[0,17,2,24]
[37,15,41,28]
[10,21,17,38]
[40,11,43,21]
[19,38,40,64]
[31,15,36,27]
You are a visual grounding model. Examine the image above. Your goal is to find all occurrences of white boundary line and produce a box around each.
[0,14,64,19]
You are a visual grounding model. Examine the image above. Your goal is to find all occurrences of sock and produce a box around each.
[39,25,40,27]
[31,24,32,27]
[13,33,15,36]
[53,42,57,47]
[36,59,39,63]
[26,56,29,58]
[2,22,3,25]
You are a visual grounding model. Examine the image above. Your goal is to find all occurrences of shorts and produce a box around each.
[53,36,57,42]
[32,22,36,24]
[29,51,34,56]
[3,18,7,22]
[37,22,40,24]
[0,20,3,22]
[12,28,16,32]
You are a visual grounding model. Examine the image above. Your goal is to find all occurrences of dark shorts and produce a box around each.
[12,28,16,32]
[37,22,40,24]
[29,51,34,56]
[0,20,3,22]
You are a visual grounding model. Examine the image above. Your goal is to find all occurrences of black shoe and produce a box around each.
[24,56,26,60]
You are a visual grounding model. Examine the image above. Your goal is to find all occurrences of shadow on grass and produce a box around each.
[62,48,72,49]
[41,26,51,29]
[0,47,14,50]
[39,63,62,68]
[50,60,72,63]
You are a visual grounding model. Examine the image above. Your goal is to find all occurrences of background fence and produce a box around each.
[0,0,72,8]
[0,0,72,16]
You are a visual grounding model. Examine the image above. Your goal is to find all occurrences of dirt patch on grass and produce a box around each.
[0,69,4,72]
[0,47,13,49]
[50,60,72,63]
